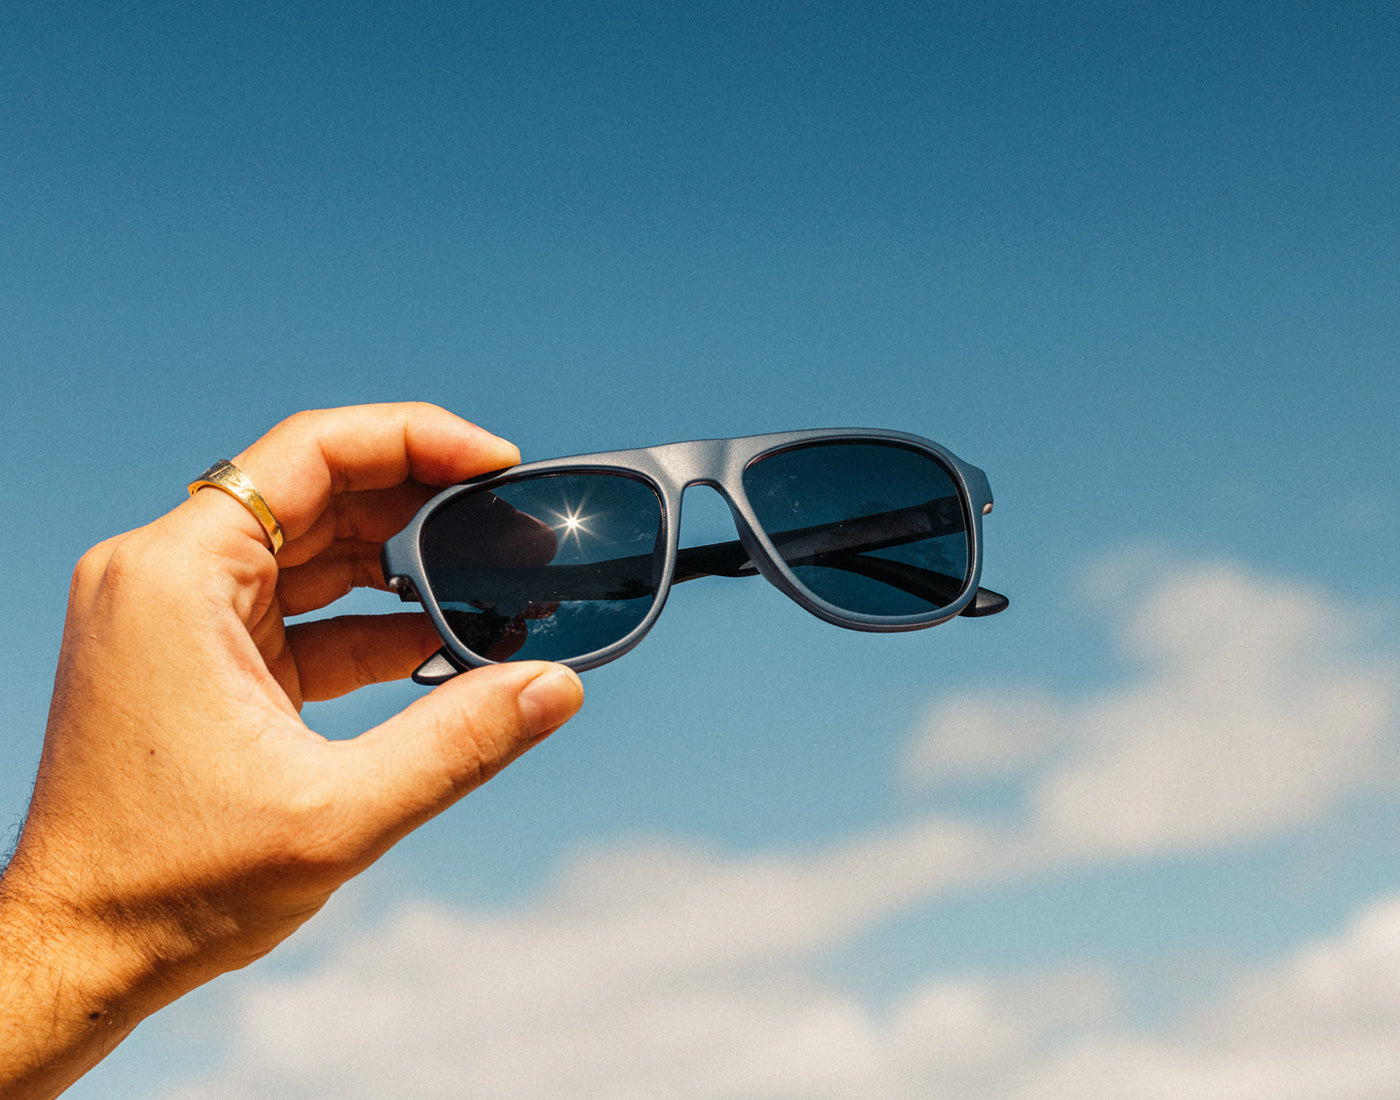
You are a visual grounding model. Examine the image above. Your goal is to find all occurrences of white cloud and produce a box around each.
[153,555,1400,1098]
[904,688,1071,783]
[908,554,1399,856]
[1013,894,1400,1100]
[153,836,1105,1100]
[158,886,1400,1100]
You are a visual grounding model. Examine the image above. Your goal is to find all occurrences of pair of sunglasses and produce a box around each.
[381,429,1007,682]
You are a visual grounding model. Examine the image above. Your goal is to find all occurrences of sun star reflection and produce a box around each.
[549,503,596,549]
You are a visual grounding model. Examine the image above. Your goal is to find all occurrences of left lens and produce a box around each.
[420,472,664,663]
[741,440,970,618]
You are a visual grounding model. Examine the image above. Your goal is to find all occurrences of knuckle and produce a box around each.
[277,407,332,435]
[85,531,157,590]
[71,537,118,589]
[352,548,385,590]
[349,644,382,693]
[423,710,490,794]
[439,710,525,793]
[255,783,365,876]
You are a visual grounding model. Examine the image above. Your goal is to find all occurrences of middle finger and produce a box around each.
[276,540,394,618]
[276,481,443,569]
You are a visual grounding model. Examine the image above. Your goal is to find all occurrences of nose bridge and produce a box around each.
[649,436,744,499]
[650,439,764,566]
[672,481,740,548]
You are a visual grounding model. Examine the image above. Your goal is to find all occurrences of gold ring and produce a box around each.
[187,459,285,553]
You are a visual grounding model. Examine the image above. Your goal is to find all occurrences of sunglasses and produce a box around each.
[381,429,1007,682]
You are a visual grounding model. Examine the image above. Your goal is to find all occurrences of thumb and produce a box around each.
[342,662,584,849]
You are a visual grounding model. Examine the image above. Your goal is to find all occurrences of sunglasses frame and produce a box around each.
[381,428,998,678]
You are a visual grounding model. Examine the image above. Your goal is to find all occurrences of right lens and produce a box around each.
[419,472,665,663]
[741,440,971,618]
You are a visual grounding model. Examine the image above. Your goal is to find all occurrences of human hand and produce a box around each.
[0,403,584,1098]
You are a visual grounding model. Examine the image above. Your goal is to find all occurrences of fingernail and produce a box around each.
[517,666,584,735]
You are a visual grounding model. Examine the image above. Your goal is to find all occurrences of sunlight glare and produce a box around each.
[550,502,596,549]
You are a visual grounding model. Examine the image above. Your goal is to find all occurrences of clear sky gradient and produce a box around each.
[3,3,1398,1097]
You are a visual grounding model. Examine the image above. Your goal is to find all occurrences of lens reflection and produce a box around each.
[741,442,970,617]
[420,472,664,663]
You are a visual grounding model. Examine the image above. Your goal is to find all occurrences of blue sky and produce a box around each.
[3,2,1398,1096]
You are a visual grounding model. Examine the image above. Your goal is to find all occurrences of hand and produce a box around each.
[0,403,584,1099]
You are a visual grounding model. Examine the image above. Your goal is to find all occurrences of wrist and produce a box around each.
[0,850,166,1099]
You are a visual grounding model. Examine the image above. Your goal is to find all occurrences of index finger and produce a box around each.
[230,403,521,544]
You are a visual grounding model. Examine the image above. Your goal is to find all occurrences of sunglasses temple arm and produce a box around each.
[406,554,1009,687]
[674,539,1008,616]
[671,497,954,582]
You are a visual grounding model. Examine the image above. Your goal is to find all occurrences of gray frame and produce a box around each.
[381,428,1004,681]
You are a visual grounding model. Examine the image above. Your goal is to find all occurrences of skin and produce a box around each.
[0,403,584,1099]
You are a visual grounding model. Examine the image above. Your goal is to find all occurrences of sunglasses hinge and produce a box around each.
[387,575,421,603]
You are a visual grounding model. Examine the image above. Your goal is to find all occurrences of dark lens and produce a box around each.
[741,441,970,617]
[420,472,664,662]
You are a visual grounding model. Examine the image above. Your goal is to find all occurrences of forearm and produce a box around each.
[0,859,153,1100]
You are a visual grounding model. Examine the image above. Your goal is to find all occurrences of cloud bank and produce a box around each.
[908,553,1398,855]
[157,553,1399,1099]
